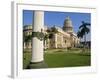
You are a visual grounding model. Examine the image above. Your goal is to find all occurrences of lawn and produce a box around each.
[23,48,91,69]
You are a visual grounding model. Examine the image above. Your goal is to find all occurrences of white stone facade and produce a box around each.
[23,16,80,49]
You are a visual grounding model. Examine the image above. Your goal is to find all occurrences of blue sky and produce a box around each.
[23,10,91,41]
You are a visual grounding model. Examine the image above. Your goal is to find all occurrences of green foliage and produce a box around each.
[46,26,58,39]
[77,21,91,47]
[77,31,83,38]
[44,34,49,40]
[77,21,90,38]
[32,32,44,41]
[24,35,32,42]
[50,26,58,34]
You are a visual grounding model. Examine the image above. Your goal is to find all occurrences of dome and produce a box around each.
[65,16,70,21]
[64,16,73,28]
[63,16,73,33]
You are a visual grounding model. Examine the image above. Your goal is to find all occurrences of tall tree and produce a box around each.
[44,33,49,49]
[24,35,32,49]
[47,25,58,39]
[44,26,58,49]
[77,21,90,47]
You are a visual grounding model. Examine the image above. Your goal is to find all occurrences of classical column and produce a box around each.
[28,11,47,69]
[61,35,63,48]
[55,34,57,48]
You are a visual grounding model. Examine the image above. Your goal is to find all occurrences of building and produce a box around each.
[23,16,80,49]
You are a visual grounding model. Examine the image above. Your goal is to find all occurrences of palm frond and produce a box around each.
[84,23,91,26]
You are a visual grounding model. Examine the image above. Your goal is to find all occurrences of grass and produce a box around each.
[23,48,91,69]
[23,51,31,69]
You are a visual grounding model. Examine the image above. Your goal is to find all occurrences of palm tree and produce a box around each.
[44,26,58,49]
[51,26,58,33]
[44,33,49,49]
[77,30,83,40]
[47,25,58,39]
[24,35,32,49]
[77,21,91,47]
[77,30,84,48]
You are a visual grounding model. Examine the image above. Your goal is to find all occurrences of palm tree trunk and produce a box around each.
[82,32,86,53]
[84,32,86,48]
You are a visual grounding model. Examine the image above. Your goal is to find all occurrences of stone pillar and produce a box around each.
[61,35,63,48]
[28,11,47,69]
[55,34,57,48]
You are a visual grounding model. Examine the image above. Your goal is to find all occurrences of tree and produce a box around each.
[77,21,91,47]
[47,25,58,39]
[44,33,49,49]
[44,26,58,49]
[24,35,32,49]
[77,30,83,40]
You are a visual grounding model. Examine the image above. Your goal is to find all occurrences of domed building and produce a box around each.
[23,17,80,49]
[63,16,73,33]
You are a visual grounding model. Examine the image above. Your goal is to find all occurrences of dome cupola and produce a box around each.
[63,16,73,33]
